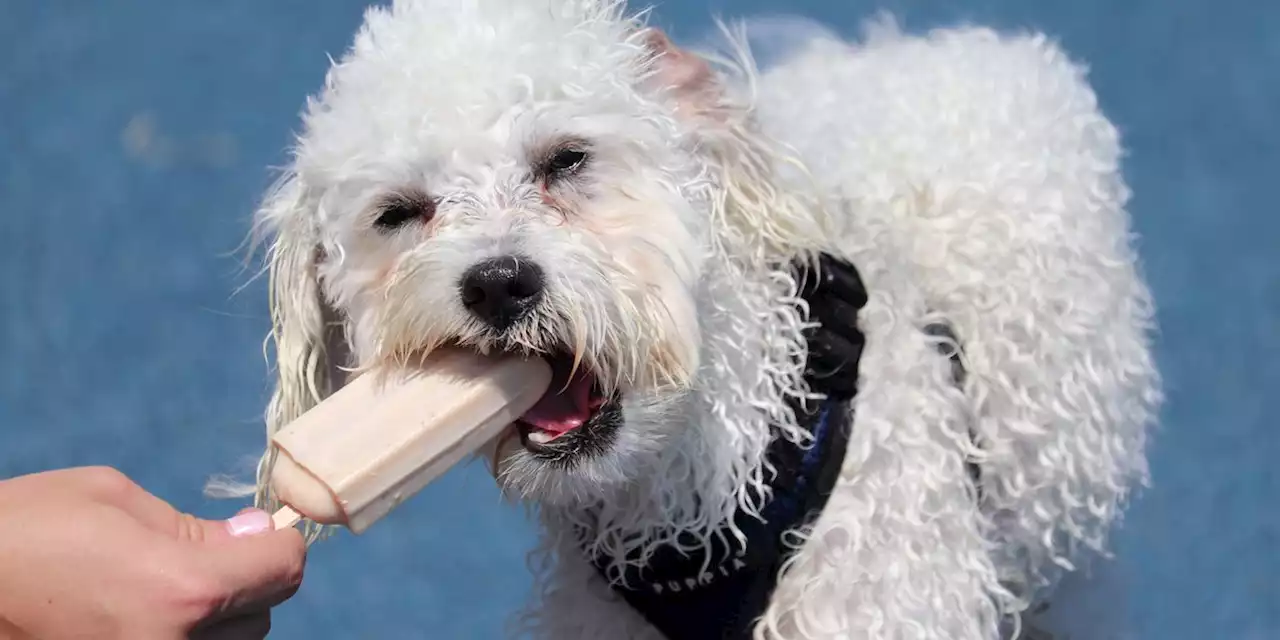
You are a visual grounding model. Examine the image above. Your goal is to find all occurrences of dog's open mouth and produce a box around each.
[513,351,622,456]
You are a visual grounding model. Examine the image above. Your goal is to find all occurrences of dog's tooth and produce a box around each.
[528,430,553,445]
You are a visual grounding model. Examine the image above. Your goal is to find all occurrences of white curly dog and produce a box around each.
[243,1,1161,637]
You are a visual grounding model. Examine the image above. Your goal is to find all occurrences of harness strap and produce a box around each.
[582,397,852,640]
[579,320,971,639]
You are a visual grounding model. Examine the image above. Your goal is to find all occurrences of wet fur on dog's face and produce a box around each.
[253,0,743,506]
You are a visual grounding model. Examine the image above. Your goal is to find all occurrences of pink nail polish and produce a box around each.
[226,509,273,537]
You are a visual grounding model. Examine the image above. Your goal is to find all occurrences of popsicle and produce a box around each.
[267,347,551,533]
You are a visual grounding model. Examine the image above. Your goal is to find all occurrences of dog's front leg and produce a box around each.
[757,272,1011,640]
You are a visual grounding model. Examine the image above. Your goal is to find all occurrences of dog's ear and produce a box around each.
[251,173,341,516]
[639,28,725,121]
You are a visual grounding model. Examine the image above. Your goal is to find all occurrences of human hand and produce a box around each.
[0,466,306,639]
[793,252,868,401]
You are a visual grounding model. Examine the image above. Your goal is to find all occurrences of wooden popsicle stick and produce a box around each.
[272,505,303,530]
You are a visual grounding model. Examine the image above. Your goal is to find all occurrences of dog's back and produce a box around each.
[748,16,1161,628]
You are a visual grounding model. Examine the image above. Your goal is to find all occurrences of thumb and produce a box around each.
[180,512,308,623]
[161,508,278,544]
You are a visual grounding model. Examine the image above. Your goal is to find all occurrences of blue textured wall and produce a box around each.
[2,1,1275,638]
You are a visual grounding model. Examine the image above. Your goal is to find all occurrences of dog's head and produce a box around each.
[253,0,824,511]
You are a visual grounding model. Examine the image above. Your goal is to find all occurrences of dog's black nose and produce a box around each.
[459,255,545,330]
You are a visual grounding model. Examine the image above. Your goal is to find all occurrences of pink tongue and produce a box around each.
[520,369,595,434]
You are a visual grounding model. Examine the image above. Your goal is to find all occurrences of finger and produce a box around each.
[179,526,307,623]
[54,467,239,542]
[191,612,272,640]
[64,463,270,543]
[0,616,34,640]
[97,476,267,544]
[4,466,143,504]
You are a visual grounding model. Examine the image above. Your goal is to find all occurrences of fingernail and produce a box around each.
[226,508,273,537]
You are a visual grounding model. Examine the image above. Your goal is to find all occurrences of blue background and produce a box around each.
[2,1,1275,638]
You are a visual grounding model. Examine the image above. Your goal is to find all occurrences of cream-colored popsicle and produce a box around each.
[268,347,550,534]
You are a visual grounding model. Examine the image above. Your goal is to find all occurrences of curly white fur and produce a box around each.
[750,16,1162,614]
[233,2,1160,638]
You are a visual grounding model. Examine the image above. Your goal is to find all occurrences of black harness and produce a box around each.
[583,396,853,640]
[578,316,973,639]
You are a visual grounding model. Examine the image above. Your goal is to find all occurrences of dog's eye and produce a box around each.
[542,147,588,180]
[373,195,435,231]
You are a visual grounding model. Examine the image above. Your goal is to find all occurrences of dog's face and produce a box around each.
[258,0,740,505]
